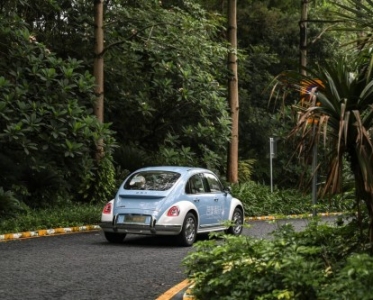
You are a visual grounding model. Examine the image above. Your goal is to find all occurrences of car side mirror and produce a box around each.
[224,186,232,195]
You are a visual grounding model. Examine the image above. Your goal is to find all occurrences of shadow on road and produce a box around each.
[94,232,218,248]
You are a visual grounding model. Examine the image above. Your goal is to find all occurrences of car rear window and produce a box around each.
[124,171,181,191]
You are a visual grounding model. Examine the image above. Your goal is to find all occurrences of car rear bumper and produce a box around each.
[99,222,182,235]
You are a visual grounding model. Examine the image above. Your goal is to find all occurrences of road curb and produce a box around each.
[245,212,343,221]
[0,225,100,242]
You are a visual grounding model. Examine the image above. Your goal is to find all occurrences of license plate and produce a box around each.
[117,215,150,224]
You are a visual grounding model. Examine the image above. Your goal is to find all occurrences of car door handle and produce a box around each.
[193,199,200,202]
[214,198,219,202]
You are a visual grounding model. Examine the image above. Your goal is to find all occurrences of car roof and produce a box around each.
[133,166,211,175]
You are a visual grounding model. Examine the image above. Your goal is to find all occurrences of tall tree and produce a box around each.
[94,0,105,159]
[227,0,239,183]
[94,0,104,124]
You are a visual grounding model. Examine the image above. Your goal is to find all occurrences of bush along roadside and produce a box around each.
[0,203,102,235]
[231,181,353,217]
[183,216,373,299]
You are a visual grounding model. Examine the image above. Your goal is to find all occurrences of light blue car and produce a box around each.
[100,166,244,246]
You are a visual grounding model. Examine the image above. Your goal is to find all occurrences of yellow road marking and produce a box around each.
[155,279,191,300]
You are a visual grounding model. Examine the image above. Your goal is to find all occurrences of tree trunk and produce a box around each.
[94,0,104,160]
[299,0,308,75]
[227,0,239,183]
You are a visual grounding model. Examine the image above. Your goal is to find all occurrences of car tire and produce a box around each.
[104,232,127,243]
[226,207,243,236]
[177,212,197,247]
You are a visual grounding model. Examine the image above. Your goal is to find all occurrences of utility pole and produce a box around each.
[227,0,239,183]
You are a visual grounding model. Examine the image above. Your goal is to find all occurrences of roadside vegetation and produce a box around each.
[0,181,352,234]
[183,214,372,299]
[182,170,368,299]
[0,202,102,234]
[231,182,353,217]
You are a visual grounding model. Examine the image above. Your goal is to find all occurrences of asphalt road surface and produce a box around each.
[0,217,337,300]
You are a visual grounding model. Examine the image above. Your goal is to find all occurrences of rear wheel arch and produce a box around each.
[177,210,198,247]
[188,209,198,223]
[226,206,244,236]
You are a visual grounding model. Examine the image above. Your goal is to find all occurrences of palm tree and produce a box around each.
[272,50,373,245]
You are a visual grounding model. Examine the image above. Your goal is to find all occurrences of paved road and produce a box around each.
[0,217,337,300]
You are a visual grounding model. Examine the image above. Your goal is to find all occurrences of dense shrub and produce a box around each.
[0,188,26,219]
[232,181,353,216]
[0,203,101,234]
[77,156,117,204]
[319,253,373,299]
[0,14,116,212]
[183,217,370,300]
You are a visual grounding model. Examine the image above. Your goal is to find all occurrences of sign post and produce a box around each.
[270,137,274,193]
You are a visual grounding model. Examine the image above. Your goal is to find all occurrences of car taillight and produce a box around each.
[167,206,180,216]
[102,203,112,214]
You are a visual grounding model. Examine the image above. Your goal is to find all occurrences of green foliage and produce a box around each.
[235,0,344,187]
[319,254,373,300]
[0,13,116,207]
[0,187,25,219]
[18,167,69,208]
[0,0,362,235]
[183,217,370,300]
[113,144,150,173]
[156,145,197,167]
[231,181,352,217]
[238,159,255,182]
[0,203,102,234]
[102,0,231,171]
[77,155,117,204]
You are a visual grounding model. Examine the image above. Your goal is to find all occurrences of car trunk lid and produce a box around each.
[116,193,167,212]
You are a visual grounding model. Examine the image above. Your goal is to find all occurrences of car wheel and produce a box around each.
[227,207,243,236]
[104,232,126,243]
[177,212,197,247]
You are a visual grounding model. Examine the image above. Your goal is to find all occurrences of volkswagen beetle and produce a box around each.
[100,166,244,246]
